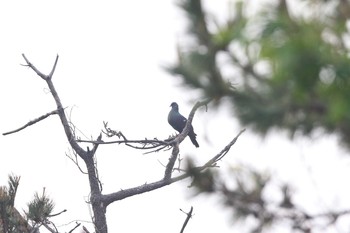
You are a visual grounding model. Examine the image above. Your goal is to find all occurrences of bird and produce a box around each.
[168,102,199,148]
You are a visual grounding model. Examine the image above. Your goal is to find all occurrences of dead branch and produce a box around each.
[48,209,67,218]
[21,54,87,157]
[102,129,244,206]
[164,142,180,180]
[21,54,58,80]
[18,54,106,232]
[3,109,61,136]
[204,128,246,166]
[77,138,169,147]
[164,99,212,180]
[42,222,56,233]
[180,206,193,233]
[88,121,172,153]
[68,222,81,233]
[82,226,91,233]
[173,99,212,146]
[65,150,87,174]
[11,55,243,233]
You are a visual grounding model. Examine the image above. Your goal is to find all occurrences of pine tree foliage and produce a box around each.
[172,0,350,232]
[0,175,58,233]
[26,189,54,226]
[169,0,350,147]
[0,175,32,233]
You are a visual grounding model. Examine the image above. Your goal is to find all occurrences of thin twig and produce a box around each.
[102,130,245,206]
[65,150,87,174]
[180,206,194,233]
[68,222,81,233]
[42,222,56,233]
[3,109,61,136]
[48,209,67,218]
[88,133,103,157]
[82,226,91,233]
[21,54,48,80]
[78,138,170,146]
[204,128,246,166]
[48,55,59,80]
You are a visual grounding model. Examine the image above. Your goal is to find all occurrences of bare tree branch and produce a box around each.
[180,206,193,233]
[21,54,58,80]
[42,222,56,233]
[48,55,59,80]
[48,209,67,218]
[3,109,61,136]
[12,55,243,233]
[204,128,246,166]
[82,226,91,233]
[18,54,107,233]
[76,121,171,154]
[65,150,88,174]
[68,222,81,233]
[77,138,170,147]
[164,143,180,180]
[164,99,212,180]
[102,129,244,206]
[173,99,212,146]
[21,54,87,157]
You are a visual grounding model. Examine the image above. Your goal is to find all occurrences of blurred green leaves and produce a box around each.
[170,0,350,147]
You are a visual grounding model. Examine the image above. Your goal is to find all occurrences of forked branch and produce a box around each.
[180,206,193,233]
[21,54,87,157]
[6,54,244,233]
[102,129,245,206]
[21,54,59,80]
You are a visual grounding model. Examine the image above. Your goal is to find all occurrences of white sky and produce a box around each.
[1,1,350,233]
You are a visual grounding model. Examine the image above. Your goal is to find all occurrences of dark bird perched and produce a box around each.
[168,102,199,148]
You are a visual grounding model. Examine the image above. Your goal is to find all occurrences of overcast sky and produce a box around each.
[1,1,350,233]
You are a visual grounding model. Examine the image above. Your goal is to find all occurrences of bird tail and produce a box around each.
[189,133,199,148]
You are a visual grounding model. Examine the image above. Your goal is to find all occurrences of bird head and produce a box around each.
[170,102,179,110]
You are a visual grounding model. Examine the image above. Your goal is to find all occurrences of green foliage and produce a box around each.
[0,175,57,233]
[170,0,350,147]
[0,174,31,233]
[26,189,54,224]
[171,1,350,231]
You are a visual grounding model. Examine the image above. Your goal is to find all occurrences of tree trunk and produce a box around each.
[85,156,107,233]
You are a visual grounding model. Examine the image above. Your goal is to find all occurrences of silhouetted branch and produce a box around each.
[82,226,91,233]
[102,129,244,206]
[164,142,180,180]
[21,54,58,80]
[3,109,61,136]
[18,54,106,232]
[205,128,246,166]
[13,55,243,233]
[48,209,67,218]
[68,222,81,233]
[174,99,212,146]
[65,150,88,174]
[42,223,56,233]
[88,133,103,157]
[21,54,87,157]
[164,100,212,179]
[180,206,193,233]
[79,100,210,153]
[77,138,170,147]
